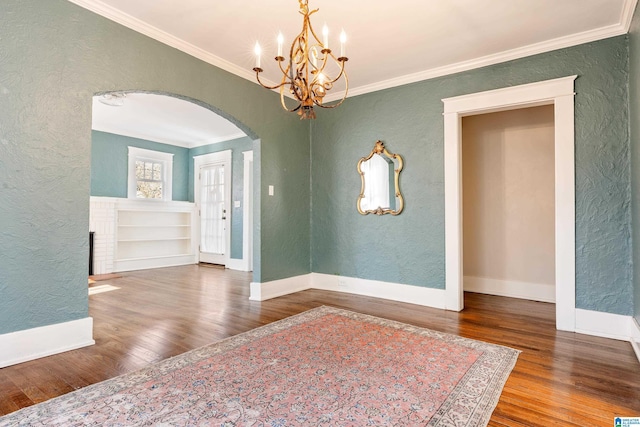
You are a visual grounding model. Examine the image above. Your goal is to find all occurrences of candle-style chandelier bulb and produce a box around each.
[252,0,349,120]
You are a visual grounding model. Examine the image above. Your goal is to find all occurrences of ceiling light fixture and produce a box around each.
[252,0,348,120]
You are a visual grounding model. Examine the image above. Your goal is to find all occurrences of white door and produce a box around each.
[195,151,231,266]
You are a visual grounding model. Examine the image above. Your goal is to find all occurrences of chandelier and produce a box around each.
[253,0,349,120]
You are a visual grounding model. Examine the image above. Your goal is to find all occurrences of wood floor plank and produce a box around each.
[0,264,638,426]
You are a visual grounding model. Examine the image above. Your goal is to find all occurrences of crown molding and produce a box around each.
[66,0,277,88]
[327,15,635,102]
[621,0,639,31]
[92,126,188,148]
[93,126,246,149]
[70,0,637,103]
[202,132,248,147]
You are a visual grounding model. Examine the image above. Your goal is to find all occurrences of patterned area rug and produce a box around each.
[0,306,519,426]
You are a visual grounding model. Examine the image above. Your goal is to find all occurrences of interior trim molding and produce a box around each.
[631,318,640,365]
[464,276,555,303]
[575,309,638,342]
[332,22,630,102]
[66,0,278,88]
[93,126,246,149]
[127,146,174,201]
[311,273,446,309]
[249,274,312,301]
[242,150,254,273]
[0,317,95,368]
[442,75,577,333]
[194,150,232,267]
[226,258,249,272]
[249,273,446,310]
[250,273,640,359]
[575,310,640,365]
[68,0,637,103]
[622,0,640,31]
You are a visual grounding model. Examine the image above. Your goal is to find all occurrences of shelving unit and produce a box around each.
[114,202,196,272]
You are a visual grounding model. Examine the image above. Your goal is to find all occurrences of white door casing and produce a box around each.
[194,150,232,266]
[442,75,577,332]
[243,150,254,272]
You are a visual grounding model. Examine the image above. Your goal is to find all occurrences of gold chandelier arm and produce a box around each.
[306,18,323,48]
[321,56,348,86]
[279,85,302,113]
[254,68,291,91]
[252,0,348,119]
[313,71,348,109]
[277,58,291,78]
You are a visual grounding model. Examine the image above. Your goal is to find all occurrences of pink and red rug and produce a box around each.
[0,306,519,426]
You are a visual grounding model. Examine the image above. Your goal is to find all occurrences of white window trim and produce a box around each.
[127,146,174,201]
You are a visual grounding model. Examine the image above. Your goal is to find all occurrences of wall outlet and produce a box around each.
[338,278,347,287]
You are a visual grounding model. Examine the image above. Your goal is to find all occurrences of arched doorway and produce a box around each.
[90,91,259,278]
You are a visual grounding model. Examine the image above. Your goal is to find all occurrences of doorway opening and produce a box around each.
[462,106,556,304]
[443,76,577,331]
[195,150,231,266]
[89,91,257,277]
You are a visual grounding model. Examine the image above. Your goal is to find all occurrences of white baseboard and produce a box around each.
[0,317,95,368]
[630,318,640,365]
[249,273,446,310]
[311,273,447,309]
[248,273,640,366]
[464,276,555,303]
[249,274,312,301]
[226,257,250,272]
[114,255,197,272]
[575,309,640,365]
[575,308,636,342]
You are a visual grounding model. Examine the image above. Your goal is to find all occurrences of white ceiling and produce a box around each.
[81,0,637,145]
[92,93,245,148]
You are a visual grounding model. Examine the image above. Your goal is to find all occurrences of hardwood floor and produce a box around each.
[1,264,638,425]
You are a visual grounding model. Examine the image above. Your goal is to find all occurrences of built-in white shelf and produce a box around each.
[118,237,191,242]
[115,253,193,262]
[112,200,197,272]
[118,224,191,227]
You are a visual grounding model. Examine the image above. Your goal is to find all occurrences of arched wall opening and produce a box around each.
[90,90,259,276]
[0,0,312,368]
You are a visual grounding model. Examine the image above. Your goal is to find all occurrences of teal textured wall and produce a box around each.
[91,131,190,201]
[1,0,637,342]
[189,137,253,260]
[630,3,640,324]
[91,131,252,260]
[0,0,310,335]
[311,36,633,315]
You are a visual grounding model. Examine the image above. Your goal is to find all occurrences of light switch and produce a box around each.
[234,200,241,208]
[268,185,274,196]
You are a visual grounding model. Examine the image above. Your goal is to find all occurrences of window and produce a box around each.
[128,147,173,201]
[135,159,163,199]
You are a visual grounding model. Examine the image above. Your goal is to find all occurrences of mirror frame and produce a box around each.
[357,140,404,216]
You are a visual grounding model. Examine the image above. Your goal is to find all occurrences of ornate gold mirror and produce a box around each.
[357,140,404,215]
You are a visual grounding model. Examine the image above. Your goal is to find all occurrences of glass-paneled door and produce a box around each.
[199,162,227,264]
